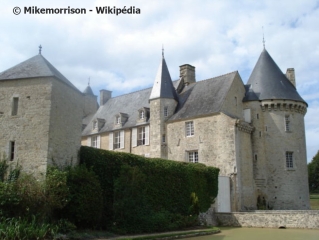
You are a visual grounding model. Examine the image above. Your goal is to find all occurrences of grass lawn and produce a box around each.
[310,193,319,210]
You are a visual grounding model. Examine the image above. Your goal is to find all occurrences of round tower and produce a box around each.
[243,49,309,210]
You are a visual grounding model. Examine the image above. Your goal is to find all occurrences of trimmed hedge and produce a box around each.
[80,146,219,233]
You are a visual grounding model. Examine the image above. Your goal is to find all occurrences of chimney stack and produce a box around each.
[286,68,296,88]
[179,64,196,86]
[100,89,112,106]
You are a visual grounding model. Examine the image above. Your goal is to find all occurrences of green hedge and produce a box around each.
[80,146,219,233]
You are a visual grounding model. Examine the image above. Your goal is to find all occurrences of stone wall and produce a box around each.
[48,78,84,168]
[215,211,319,229]
[0,78,52,177]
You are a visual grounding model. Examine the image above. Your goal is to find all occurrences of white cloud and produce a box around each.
[1,0,318,161]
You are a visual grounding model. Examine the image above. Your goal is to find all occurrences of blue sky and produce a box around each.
[1,0,318,161]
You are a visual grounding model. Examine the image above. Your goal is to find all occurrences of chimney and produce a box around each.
[286,68,296,88]
[179,64,196,86]
[100,89,112,106]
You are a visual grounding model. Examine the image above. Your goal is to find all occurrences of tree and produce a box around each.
[308,150,319,193]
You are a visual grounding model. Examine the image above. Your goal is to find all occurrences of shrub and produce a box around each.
[80,146,219,233]
[62,165,103,229]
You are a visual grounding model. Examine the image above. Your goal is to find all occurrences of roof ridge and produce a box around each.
[197,70,238,83]
[111,85,152,99]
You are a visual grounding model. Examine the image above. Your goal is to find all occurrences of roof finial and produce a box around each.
[39,45,42,55]
[162,44,164,58]
[262,26,265,49]
[88,77,90,86]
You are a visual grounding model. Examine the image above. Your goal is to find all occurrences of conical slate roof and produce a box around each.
[83,85,95,96]
[244,49,306,104]
[0,54,78,91]
[149,56,178,101]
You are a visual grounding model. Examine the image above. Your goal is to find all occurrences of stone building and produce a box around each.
[82,48,310,211]
[0,50,84,177]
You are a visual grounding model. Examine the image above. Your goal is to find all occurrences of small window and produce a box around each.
[188,151,198,163]
[114,131,121,149]
[116,116,121,124]
[257,113,259,119]
[164,106,168,117]
[286,152,294,169]
[185,121,194,137]
[265,126,268,132]
[234,97,237,106]
[12,97,19,116]
[93,121,98,130]
[138,127,146,146]
[285,115,290,132]
[162,134,166,143]
[259,131,262,138]
[254,154,258,161]
[10,141,15,161]
[139,111,145,119]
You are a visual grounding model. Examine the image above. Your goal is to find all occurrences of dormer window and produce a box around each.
[140,110,145,119]
[137,108,149,123]
[116,115,121,124]
[93,121,98,130]
[92,118,106,131]
[114,113,129,127]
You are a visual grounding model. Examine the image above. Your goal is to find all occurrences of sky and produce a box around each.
[1,0,318,162]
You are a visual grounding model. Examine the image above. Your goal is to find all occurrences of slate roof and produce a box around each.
[149,56,178,101]
[82,87,152,135]
[83,85,95,95]
[0,54,79,92]
[243,49,306,105]
[169,71,238,121]
[82,71,238,135]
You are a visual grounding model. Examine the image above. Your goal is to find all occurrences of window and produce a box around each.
[257,113,259,119]
[138,127,146,145]
[12,97,19,116]
[188,151,198,163]
[9,141,15,161]
[132,126,149,147]
[162,134,166,143]
[116,116,121,124]
[114,131,121,149]
[286,152,294,169]
[285,115,290,131]
[164,106,168,117]
[91,136,98,148]
[185,121,194,136]
[93,121,98,130]
[139,110,145,119]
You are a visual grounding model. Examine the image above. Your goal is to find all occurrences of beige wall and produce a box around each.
[0,78,52,177]
[48,78,84,168]
[244,100,309,210]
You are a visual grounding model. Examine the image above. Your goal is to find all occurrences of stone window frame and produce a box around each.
[285,151,294,170]
[185,121,194,137]
[187,151,198,163]
[285,115,291,132]
[12,97,19,116]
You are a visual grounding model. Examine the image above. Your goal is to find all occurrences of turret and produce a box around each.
[243,48,309,210]
[149,52,178,158]
[83,83,98,117]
